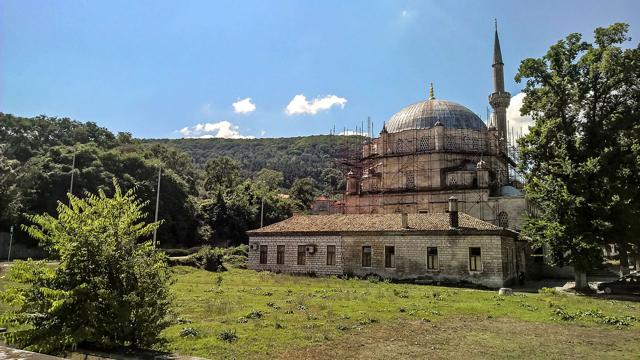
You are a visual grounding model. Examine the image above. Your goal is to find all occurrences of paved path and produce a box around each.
[0,345,63,360]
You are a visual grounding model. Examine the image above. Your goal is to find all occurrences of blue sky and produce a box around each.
[1,1,639,139]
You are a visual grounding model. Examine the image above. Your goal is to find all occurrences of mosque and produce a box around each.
[248,26,533,287]
[339,25,529,231]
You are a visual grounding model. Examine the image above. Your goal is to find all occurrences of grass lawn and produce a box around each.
[166,266,640,359]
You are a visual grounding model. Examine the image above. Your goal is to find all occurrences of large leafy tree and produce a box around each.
[203,156,241,194]
[290,177,319,211]
[516,23,640,286]
[0,144,21,228]
[0,180,172,353]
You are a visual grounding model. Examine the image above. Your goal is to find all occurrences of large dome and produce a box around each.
[386,99,486,133]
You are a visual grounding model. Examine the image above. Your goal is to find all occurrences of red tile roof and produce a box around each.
[248,213,513,236]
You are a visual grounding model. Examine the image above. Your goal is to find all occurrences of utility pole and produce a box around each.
[69,150,76,199]
[260,197,264,228]
[152,165,161,248]
[7,226,14,262]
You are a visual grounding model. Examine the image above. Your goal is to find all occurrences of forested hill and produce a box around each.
[148,135,365,187]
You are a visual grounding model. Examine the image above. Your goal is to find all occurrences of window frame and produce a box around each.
[276,245,285,265]
[297,245,306,265]
[259,245,268,264]
[326,245,336,266]
[362,246,372,268]
[426,247,438,270]
[469,247,482,272]
[384,246,395,269]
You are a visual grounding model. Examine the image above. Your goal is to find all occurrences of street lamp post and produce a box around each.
[152,165,161,248]
[7,226,14,262]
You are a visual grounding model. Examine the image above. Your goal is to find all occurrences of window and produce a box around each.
[498,211,509,228]
[446,137,457,150]
[395,139,406,153]
[448,175,457,186]
[277,245,285,265]
[405,172,415,189]
[418,136,430,152]
[385,246,395,268]
[259,245,268,264]
[427,247,438,270]
[326,245,336,266]
[297,245,306,265]
[362,246,372,267]
[469,247,481,271]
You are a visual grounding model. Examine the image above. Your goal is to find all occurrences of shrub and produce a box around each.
[538,287,558,295]
[180,328,199,338]
[217,329,238,342]
[169,246,225,272]
[163,247,202,257]
[246,310,263,319]
[0,180,173,354]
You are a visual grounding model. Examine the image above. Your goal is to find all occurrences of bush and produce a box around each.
[0,181,173,354]
[169,246,225,272]
[217,329,238,342]
[224,244,249,257]
[163,247,202,257]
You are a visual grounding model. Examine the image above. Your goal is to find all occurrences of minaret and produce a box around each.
[488,20,511,155]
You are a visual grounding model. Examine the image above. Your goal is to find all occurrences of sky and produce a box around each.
[1,0,639,139]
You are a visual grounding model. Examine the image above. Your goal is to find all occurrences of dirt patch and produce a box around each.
[279,316,640,360]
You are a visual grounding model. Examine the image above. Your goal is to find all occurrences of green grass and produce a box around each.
[1,264,639,358]
[165,267,640,359]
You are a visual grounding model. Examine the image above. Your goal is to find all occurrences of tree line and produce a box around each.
[0,113,359,249]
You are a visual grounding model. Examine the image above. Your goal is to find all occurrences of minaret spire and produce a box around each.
[428,82,435,100]
[488,20,511,156]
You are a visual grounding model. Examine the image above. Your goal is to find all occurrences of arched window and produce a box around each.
[446,137,457,150]
[498,211,509,228]
[472,137,480,150]
[418,136,430,152]
[405,172,415,189]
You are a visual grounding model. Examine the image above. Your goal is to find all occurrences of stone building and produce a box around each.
[248,198,526,288]
[339,26,529,231]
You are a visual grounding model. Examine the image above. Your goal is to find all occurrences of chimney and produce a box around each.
[448,196,459,228]
[401,212,409,229]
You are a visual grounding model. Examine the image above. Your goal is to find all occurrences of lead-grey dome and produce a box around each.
[386,99,486,133]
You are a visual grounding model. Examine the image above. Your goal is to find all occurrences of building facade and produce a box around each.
[248,203,526,288]
[338,26,528,231]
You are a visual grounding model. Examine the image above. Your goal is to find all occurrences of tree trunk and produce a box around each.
[635,245,640,271]
[618,242,630,276]
[574,270,588,290]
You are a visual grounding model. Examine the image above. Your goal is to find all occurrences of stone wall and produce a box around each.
[341,234,508,287]
[247,236,343,276]
[249,233,513,288]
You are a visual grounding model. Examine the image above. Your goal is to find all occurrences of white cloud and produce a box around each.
[285,94,347,115]
[506,92,534,135]
[232,97,256,114]
[178,121,255,139]
[260,130,266,136]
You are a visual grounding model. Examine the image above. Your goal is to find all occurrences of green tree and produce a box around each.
[203,156,241,194]
[0,144,21,229]
[290,177,318,211]
[0,180,172,353]
[254,168,284,194]
[516,23,640,286]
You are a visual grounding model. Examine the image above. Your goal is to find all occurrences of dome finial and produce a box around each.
[428,82,435,100]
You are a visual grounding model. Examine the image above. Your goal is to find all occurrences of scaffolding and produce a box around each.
[330,117,526,226]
